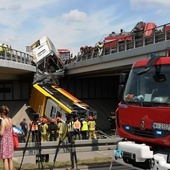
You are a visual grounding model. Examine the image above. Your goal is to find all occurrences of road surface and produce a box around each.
[14,149,142,170]
[58,162,142,170]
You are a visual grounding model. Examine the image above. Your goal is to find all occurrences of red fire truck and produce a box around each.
[104,21,156,54]
[114,53,170,169]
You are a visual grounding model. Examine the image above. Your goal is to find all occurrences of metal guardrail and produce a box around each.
[67,23,170,64]
[14,137,121,157]
[0,46,33,65]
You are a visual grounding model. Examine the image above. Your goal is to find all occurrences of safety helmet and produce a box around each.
[42,118,47,123]
[56,117,61,121]
[88,116,93,120]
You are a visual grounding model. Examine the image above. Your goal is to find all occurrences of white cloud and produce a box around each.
[62,10,87,22]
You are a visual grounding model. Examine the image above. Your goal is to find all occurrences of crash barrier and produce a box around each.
[14,137,121,157]
[0,46,33,65]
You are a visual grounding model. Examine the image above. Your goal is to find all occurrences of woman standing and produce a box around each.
[0,105,14,170]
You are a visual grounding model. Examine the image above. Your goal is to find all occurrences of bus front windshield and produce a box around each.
[124,65,170,104]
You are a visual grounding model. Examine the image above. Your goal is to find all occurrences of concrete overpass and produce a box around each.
[65,34,170,77]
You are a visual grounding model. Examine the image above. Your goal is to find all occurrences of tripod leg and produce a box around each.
[73,149,78,170]
[70,148,74,169]
[35,129,44,169]
[74,151,78,169]
[52,140,62,169]
[70,144,79,170]
[18,127,32,170]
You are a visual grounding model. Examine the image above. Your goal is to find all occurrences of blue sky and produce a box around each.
[0,0,170,55]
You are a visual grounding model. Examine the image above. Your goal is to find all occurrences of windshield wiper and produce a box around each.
[137,55,161,75]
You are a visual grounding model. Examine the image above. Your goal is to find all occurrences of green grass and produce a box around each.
[0,157,112,169]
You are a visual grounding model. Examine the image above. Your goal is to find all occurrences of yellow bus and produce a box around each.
[29,83,97,122]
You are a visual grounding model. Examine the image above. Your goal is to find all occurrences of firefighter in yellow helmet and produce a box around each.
[87,116,97,140]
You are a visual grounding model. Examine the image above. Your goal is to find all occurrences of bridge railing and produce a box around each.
[0,46,33,65]
[67,23,170,64]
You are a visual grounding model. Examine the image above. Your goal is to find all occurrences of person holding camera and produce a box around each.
[29,119,39,142]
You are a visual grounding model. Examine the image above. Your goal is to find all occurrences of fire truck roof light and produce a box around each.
[151,53,156,58]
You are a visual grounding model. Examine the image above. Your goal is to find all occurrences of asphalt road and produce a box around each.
[57,162,141,170]
[14,150,142,170]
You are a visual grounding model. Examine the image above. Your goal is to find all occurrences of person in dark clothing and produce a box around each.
[20,118,28,142]
[107,112,116,131]
[66,116,74,143]
[48,119,58,141]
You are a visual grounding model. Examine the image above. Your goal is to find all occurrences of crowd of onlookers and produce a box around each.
[19,114,97,143]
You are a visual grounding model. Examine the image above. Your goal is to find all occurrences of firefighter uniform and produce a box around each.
[87,116,97,140]
[56,117,63,141]
[40,118,48,142]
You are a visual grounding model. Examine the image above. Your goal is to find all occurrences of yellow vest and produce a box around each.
[68,121,74,132]
[81,120,88,131]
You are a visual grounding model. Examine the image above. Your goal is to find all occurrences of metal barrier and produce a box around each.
[0,46,33,65]
[14,137,121,157]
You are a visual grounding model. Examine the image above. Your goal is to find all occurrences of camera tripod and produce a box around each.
[18,120,45,170]
[51,129,79,170]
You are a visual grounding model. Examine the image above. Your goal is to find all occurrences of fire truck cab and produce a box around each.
[114,54,170,169]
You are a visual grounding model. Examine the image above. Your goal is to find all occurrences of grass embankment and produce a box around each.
[0,157,112,169]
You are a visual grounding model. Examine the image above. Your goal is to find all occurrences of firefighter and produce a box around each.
[40,118,48,142]
[56,117,63,141]
[0,43,11,58]
[87,116,97,140]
